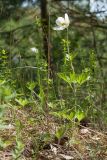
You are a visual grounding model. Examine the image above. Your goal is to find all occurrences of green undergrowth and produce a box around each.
[0,32,107,159]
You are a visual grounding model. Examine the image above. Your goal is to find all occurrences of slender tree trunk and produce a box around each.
[40,0,52,79]
[40,0,48,60]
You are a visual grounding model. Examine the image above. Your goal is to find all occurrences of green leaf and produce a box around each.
[75,111,85,122]
[67,112,75,120]
[66,52,77,62]
[2,49,6,55]
[77,72,90,85]
[15,98,29,107]
[55,126,66,139]
[58,73,71,84]
[12,139,24,159]
[15,120,24,133]
[27,81,36,91]
[70,72,77,83]
[0,139,5,149]
[38,87,45,105]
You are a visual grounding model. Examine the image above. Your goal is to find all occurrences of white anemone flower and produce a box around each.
[31,47,38,53]
[53,13,70,30]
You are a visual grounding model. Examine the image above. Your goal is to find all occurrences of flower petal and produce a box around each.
[56,17,65,26]
[65,13,70,26]
[53,26,66,30]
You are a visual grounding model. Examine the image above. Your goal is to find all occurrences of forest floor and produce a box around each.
[0,108,107,160]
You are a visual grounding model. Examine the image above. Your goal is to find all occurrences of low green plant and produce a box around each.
[12,139,24,159]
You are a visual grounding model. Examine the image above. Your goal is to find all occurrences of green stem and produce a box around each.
[66,28,74,73]
[66,28,77,108]
[67,27,69,54]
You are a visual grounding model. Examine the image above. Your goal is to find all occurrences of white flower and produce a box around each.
[53,13,70,30]
[31,47,38,53]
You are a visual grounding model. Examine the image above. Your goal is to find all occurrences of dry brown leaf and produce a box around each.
[80,128,90,134]
[59,154,74,160]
